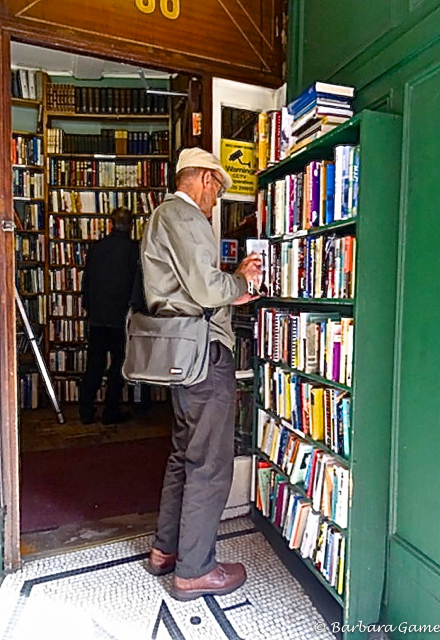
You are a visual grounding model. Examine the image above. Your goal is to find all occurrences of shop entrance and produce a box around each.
[5,38,206,563]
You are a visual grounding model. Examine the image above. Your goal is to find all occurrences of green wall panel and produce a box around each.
[392,63,440,566]
[385,540,440,639]
[300,0,394,88]
[287,0,440,103]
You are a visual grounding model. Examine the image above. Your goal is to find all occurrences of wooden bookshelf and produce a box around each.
[12,74,171,406]
[46,112,170,120]
[11,97,41,108]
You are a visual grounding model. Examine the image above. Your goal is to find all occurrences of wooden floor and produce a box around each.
[19,400,173,557]
[20,401,173,452]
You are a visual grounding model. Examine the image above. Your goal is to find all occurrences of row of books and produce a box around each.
[235,386,253,456]
[46,83,169,115]
[234,334,254,371]
[49,215,112,241]
[50,217,147,242]
[256,110,282,170]
[285,83,355,156]
[47,128,170,156]
[258,371,351,456]
[49,348,87,373]
[12,135,44,167]
[48,158,169,188]
[132,218,148,241]
[15,234,45,262]
[49,319,86,343]
[258,145,359,238]
[53,378,80,402]
[19,373,40,409]
[49,188,166,214]
[256,430,349,528]
[14,202,44,231]
[17,267,45,294]
[49,294,85,318]
[12,169,44,199]
[256,460,346,593]
[21,295,46,324]
[49,241,89,267]
[49,266,83,292]
[265,234,356,300]
[221,201,256,235]
[53,377,134,403]
[255,88,354,172]
[257,308,354,386]
[11,69,44,101]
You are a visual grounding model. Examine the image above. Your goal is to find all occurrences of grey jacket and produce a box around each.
[141,193,247,351]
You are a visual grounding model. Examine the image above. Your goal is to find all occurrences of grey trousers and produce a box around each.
[153,341,236,579]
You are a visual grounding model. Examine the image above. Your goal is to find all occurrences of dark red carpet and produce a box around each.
[20,437,170,533]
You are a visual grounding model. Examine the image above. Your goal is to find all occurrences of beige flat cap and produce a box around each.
[176,147,232,191]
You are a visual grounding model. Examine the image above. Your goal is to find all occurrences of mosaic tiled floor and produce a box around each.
[0,518,339,640]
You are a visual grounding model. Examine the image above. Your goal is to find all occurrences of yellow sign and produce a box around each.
[221,139,257,197]
[135,0,180,20]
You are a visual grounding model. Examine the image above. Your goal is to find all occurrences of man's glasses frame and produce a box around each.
[210,171,226,198]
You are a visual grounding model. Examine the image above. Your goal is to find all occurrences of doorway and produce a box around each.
[9,40,201,559]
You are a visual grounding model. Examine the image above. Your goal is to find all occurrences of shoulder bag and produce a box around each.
[122,309,213,387]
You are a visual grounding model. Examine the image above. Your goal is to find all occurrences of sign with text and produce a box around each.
[220,239,239,264]
[220,139,257,198]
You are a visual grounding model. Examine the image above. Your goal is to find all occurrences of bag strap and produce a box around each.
[203,308,219,321]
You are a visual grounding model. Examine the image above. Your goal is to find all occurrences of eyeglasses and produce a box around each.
[210,172,226,198]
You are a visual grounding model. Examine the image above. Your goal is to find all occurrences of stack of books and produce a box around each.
[287,82,355,154]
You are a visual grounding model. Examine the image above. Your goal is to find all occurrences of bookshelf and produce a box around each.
[12,73,172,406]
[252,110,402,637]
[12,76,46,409]
[44,82,170,403]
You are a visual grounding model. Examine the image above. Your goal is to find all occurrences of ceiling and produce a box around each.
[11,42,171,80]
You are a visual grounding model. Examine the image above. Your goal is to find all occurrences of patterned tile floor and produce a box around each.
[0,517,342,640]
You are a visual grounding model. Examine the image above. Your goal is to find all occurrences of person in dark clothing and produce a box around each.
[79,207,138,425]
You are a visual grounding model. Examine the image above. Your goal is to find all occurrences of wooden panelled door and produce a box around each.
[0,28,20,572]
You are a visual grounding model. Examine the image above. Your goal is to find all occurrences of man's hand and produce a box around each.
[232,292,260,306]
[235,252,262,289]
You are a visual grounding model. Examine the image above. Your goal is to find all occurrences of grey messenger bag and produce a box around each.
[122,309,214,387]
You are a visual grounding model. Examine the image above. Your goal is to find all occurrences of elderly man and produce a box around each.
[142,147,261,600]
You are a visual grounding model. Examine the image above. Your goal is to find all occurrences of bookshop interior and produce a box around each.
[2,2,440,638]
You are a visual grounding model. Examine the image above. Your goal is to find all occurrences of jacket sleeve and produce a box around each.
[157,209,247,308]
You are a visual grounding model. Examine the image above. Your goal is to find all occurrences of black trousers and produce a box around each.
[154,341,236,579]
[79,325,125,420]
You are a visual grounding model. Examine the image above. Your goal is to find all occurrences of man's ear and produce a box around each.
[201,169,211,188]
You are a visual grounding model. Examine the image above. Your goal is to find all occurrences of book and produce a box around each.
[290,441,313,485]
[280,107,295,160]
[18,69,29,99]
[288,82,355,117]
[27,70,36,100]
[289,499,311,549]
[292,98,353,122]
[257,112,269,171]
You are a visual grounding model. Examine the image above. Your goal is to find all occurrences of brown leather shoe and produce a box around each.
[172,562,247,600]
[147,548,176,576]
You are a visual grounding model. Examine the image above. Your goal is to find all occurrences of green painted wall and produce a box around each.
[288,1,440,637]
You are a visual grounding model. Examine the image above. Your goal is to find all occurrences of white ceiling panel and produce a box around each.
[11,42,170,79]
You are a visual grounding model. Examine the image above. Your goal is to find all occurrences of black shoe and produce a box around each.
[101,411,132,425]
[80,409,97,425]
